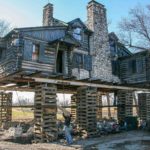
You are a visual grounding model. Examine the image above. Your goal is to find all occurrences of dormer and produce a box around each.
[68,18,92,40]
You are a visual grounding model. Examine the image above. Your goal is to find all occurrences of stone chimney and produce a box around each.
[87,0,119,82]
[43,3,53,26]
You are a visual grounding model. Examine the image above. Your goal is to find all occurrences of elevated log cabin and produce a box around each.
[0,19,92,79]
[0,1,120,83]
[0,0,149,86]
[119,51,150,85]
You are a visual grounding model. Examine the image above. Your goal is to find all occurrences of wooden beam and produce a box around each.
[54,42,60,73]
[31,77,150,91]
[11,105,139,108]
[0,87,34,92]
[106,93,111,118]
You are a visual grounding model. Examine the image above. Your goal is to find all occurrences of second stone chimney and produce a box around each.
[43,3,53,26]
[87,0,119,82]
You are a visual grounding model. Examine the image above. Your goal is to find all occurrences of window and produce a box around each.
[32,44,40,61]
[77,54,83,68]
[84,55,92,71]
[73,53,83,68]
[112,60,119,75]
[137,59,144,73]
[128,60,137,74]
[128,59,144,74]
[73,28,82,41]
[0,49,3,60]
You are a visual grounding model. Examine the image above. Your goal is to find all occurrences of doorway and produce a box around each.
[56,50,63,74]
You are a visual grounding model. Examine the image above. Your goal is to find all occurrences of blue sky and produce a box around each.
[0,0,150,33]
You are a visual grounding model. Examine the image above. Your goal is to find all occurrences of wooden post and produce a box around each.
[54,42,60,73]
[133,92,139,116]
[106,93,111,118]
[71,94,77,120]
[97,92,102,120]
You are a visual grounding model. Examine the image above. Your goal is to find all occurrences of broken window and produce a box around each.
[73,28,82,41]
[32,44,40,62]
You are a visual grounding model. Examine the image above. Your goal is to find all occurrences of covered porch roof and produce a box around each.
[49,33,80,47]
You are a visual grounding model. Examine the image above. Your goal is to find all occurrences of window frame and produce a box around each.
[73,27,82,41]
[32,43,40,62]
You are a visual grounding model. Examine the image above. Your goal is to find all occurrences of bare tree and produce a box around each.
[0,19,10,37]
[58,99,70,107]
[118,4,150,52]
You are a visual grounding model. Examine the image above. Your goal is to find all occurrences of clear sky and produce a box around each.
[0,0,150,32]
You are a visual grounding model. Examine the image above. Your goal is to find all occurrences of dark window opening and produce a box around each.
[0,49,3,60]
[73,53,84,69]
[137,59,144,73]
[112,60,119,76]
[128,60,137,74]
[56,51,63,74]
[32,44,40,62]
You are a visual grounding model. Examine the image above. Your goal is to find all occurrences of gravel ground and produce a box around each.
[0,131,149,150]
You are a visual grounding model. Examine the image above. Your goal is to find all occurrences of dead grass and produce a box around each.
[12,108,65,122]
[11,107,137,122]
[12,108,34,121]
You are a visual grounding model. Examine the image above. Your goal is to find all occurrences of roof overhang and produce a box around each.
[49,34,80,47]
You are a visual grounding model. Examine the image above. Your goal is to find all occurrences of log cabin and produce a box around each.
[0,0,149,86]
[0,1,120,83]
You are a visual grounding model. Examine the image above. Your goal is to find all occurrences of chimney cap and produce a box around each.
[88,0,104,7]
[44,3,53,8]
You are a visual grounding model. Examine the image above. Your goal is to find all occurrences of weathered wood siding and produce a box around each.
[21,29,68,74]
[23,29,66,42]
[119,53,147,84]
[23,39,56,74]
[0,46,21,77]
[22,61,54,72]
[146,53,150,82]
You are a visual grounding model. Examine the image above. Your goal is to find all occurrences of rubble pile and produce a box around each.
[0,121,34,144]
[97,119,120,135]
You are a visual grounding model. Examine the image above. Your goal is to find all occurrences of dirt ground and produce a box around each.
[0,131,149,150]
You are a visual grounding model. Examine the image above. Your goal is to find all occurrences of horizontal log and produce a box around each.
[11,105,139,108]
[32,77,150,91]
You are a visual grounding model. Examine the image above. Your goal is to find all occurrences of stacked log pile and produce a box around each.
[117,90,133,121]
[71,94,77,120]
[34,83,57,143]
[0,92,12,126]
[97,92,102,121]
[76,87,97,137]
[138,93,150,121]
